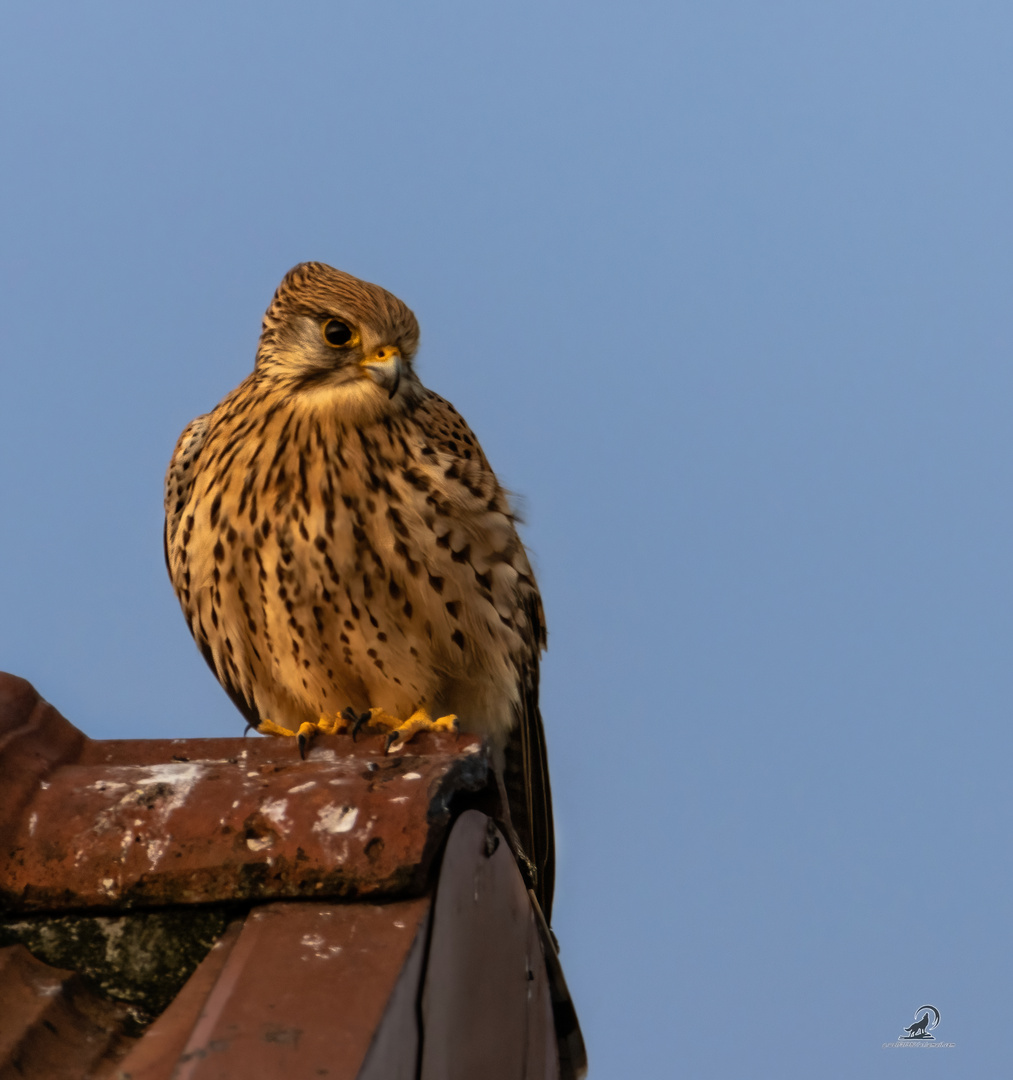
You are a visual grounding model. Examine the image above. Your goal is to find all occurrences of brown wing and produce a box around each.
[163,414,210,553]
[503,586,555,920]
[411,390,556,918]
[164,413,261,732]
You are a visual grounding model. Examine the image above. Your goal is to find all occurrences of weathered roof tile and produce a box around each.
[0,673,585,1079]
[0,673,488,913]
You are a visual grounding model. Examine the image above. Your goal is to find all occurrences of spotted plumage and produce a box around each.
[164,262,554,915]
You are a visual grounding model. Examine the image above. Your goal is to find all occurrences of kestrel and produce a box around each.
[164,263,554,916]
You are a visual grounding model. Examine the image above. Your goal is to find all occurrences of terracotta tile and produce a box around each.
[0,674,584,1079]
[0,672,489,912]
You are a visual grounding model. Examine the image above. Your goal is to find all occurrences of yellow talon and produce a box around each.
[257,718,297,738]
[316,714,351,736]
[295,721,319,758]
[382,707,459,754]
[255,708,456,756]
[256,713,353,756]
[362,707,404,732]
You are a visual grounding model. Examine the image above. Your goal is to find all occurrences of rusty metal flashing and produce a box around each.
[0,673,585,1079]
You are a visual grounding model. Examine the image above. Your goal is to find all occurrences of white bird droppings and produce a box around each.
[260,797,290,829]
[300,932,343,959]
[313,805,358,834]
[147,838,169,865]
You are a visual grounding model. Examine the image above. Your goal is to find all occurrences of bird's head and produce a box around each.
[255,262,421,414]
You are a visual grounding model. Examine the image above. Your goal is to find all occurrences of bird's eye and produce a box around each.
[321,319,356,347]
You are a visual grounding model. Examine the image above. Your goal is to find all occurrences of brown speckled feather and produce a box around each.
[164,262,555,916]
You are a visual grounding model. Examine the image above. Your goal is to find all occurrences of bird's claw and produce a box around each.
[257,718,297,738]
[341,707,373,742]
[380,707,459,754]
[296,721,320,759]
[256,707,457,756]
[258,712,353,756]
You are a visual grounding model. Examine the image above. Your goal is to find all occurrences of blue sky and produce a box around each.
[2,2,1009,1074]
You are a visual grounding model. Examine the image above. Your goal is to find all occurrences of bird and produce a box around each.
[164,262,554,917]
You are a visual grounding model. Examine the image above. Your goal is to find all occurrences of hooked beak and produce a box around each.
[360,346,402,398]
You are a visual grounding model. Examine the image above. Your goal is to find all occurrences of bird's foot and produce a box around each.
[256,708,457,756]
[340,707,376,741]
[256,713,353,758]
[365,706,459,754]
[256,718,297,738]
